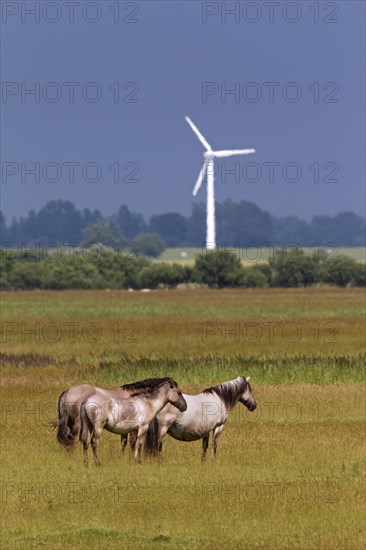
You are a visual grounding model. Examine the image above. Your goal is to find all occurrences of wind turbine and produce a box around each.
[185,116,256,250]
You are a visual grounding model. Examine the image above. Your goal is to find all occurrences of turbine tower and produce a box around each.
[185,116,256,250]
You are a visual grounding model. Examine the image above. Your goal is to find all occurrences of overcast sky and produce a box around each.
[1,0,365,222]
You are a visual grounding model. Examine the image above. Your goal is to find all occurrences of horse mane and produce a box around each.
[120,377,176,397]
[203,377,247,408]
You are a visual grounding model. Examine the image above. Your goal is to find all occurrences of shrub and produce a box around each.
[46,258,103,289]
[252,262,272,282]
[193,250,245,288]
[82,220,126,248]
[133,233,165,258]
[138,263,191,289]
[0,251,16,289]
[270,247,320,287]
[240,266,269,288]
[121,256,151,289]
[321,255,363,287]
[91,250,148,289]
[10,262,49,290]
[351,263,366,287]
[1,246,363,290]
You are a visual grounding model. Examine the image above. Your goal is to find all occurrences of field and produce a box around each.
[159,246,366,265]
[1,288,365,549]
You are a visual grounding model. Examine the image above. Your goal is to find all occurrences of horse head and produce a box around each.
[165,379,187,412]
[239,376,257,411]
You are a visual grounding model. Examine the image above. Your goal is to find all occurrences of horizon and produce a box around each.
[1,196,365,226]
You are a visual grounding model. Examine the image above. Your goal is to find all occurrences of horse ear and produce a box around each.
[245,376,251,382]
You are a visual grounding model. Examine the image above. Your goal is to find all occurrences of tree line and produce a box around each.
[1,248,364,291]
[1,199,365,248]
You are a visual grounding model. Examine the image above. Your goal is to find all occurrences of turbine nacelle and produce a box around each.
[193,146,257,196]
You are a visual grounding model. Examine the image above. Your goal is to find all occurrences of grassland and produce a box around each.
[1,288,365,549]
[159,246,366,265]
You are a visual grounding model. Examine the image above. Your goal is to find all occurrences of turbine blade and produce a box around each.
[185,116,212,151]
[192,161,207,196]
[213,149,256,158]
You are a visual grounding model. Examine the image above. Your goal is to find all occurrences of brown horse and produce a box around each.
[79,377,187,464]
[56,378,175,451]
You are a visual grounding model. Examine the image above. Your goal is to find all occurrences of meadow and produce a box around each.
[1,288,365,549]
[159,246,366,265]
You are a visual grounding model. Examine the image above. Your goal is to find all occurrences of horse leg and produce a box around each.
[83,430,91,466]
[134,427,148,463]
[129,431,137,450]
[201,434,209,462]
[212,425,224,458]
[69,416,81,452]
[155,424,170,456]
[123,431,137,460]
[91,424,103,466]
[72,415,81,437]
[120,434,128,455]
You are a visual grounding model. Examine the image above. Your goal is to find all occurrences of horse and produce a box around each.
[79,377,187,464]
[144,376,256,460]
[56,378,173,451]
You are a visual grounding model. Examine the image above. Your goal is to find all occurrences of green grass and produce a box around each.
[1,288,365,549]
[159,246,366,264]
[2,288,365,320]
[1,382,365,549]
[1,288,364,361]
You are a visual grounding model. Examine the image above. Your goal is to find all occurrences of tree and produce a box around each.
[7,217,21,243]
[0,250,16,289]
[240,265,270,287]
[273,216,313,247]
[321,255,361,287]
[0,211,7,241]
[91,251,149,289]
[82,208,102,228]
[46,258,102,290]
[351,263,366,287]
[186,203,206,246]
[311,212,365,247]
[32,200,83,243]
[217,200,273,247]
[133,233,165,258]
[115,205,146,240]
[270,247,320,287]
[138,262,191,289]
[193,250,244,288]
[82,220,126,248]
[10,261,49,290]
[149,213,188,247]
[2,199,365,249]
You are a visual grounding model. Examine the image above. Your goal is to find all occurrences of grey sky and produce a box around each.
[1,0,365,222]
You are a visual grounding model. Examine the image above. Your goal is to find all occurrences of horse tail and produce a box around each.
[56,390,72,449]
[79,402,92,445]
[56,389,80,450]
[145,417,160,454]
